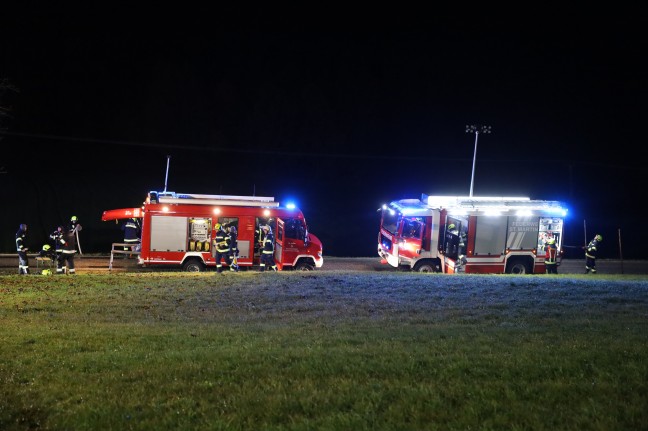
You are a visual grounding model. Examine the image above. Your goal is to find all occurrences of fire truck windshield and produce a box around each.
[381,207,400,235]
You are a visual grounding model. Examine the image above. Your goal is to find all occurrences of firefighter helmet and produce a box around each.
[42,244,51,251]
[71,216,78,222]
[595,234,602,241]
[546,237,556,245]
[214,223,222,230]
[41,269,52,276]
[447,223,456,231]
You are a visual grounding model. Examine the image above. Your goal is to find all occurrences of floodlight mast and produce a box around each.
[163,155,171,194]
[465,125,492,197]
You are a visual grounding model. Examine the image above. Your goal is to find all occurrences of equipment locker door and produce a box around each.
[274,218,286,270]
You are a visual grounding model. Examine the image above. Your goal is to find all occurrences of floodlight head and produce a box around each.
[466,124,491,134]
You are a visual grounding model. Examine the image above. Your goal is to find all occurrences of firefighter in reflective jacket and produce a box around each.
[457,229,467,266]
[57,225,80,274]
[70,215,80,232]
[49,226,65,260]
[122,218,141,255]
[38,244,57,260]
[544,237,558,274]
[16,224,29,275]
[255,223,267,254]
[585,234,602,274]
[260,225,278,272]
[213,223,230,274]
[228,225,239,272]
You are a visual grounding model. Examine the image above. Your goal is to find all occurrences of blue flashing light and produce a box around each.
[286,202,296,210]
[547,206,568,217]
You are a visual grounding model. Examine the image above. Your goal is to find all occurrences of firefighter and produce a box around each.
[544,237,558,274]
[259,225,278,272]
[15,223,29,275]
[584,234,602,274]
[49,225,65,260]
[228,225,239,272]
[38,244,57,260]
[255,222,267,254]
[70,215,80,232]
[457,228,467,265]
[69,215,83,256]
[122,217,141,257]
[57,225,80,274]
[213,223,231,274]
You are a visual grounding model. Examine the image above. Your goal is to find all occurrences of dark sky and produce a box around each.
[1,7,646,258]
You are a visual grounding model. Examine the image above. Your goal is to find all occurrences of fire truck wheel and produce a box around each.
[182,258,205,272]
[294,261,315,271]
[506,259,531,275]
[413,260,440,273]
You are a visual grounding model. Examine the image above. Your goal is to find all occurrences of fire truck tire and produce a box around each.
[182,258,205,272]
[413,259,441,273]
[506,259,531,275]
[294,261,315,271]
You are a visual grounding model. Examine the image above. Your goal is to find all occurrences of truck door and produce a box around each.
[400,217,424,259]
[275,218,286,270]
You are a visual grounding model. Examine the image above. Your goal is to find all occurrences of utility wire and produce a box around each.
[0,130,642,169]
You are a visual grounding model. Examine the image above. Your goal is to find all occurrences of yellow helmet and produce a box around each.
[447,223,456,230]
[41,269,52,276]
[42,244,51,251]
[595,234,602,241]
[214,223,222,230]
[546,238,556,245]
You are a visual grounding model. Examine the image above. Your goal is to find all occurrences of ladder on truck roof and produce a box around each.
[149,191,280,207]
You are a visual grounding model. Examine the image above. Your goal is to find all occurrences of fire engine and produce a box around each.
[102,191,323,272]
[377,194,568,274]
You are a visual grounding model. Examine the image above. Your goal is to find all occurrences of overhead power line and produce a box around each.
[0,130,641,170]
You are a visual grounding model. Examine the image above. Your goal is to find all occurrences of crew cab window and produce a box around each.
[284,218,306,241]
[402,217,423,239]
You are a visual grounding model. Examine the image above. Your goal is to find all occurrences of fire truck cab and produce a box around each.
[102,191,323,272]
[378,194,567,274]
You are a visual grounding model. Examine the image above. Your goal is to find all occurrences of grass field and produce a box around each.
[1,271,647,430]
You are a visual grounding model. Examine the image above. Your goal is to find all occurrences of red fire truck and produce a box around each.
[102,191,323,272]
[377,194,568,274]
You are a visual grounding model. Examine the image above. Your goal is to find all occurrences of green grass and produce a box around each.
[1,272,647,430]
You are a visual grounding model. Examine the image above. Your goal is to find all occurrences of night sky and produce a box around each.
[1,8,646,258]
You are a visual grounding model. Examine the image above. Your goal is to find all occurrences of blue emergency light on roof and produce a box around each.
[547,206,568,216]
[286,202,296,210]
